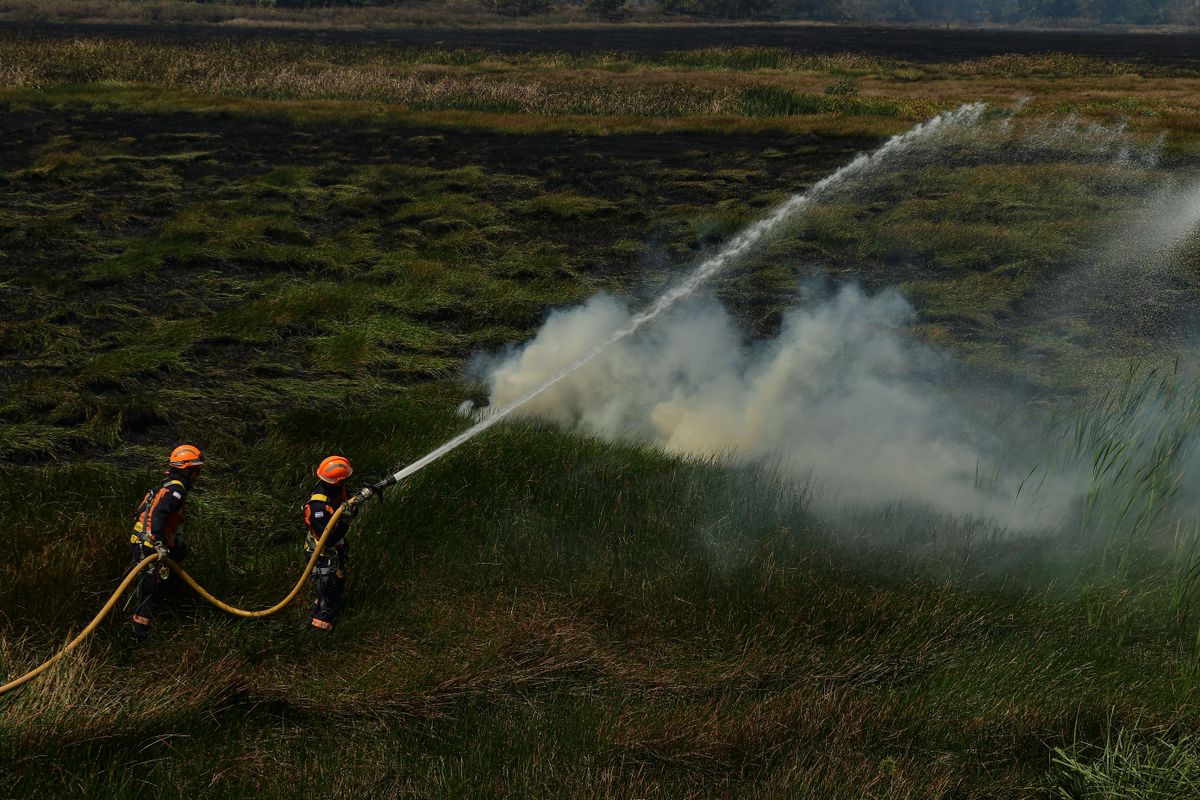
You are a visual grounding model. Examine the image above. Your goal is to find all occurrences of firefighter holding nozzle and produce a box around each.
[303,455,360,633]
[302,456,398,633]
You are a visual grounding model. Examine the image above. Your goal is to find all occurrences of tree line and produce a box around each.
[251,0,1200,24]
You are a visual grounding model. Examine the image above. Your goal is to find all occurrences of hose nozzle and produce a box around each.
[354,475,398,506]
[372,475,399,494]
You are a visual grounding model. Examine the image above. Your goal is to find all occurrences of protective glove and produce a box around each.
[341,496,362,521]
[154,540,169,561]
[359,479,393,505]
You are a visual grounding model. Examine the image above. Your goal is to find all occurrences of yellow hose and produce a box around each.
[0,553,159,696]
[166,504,347,618]
[0,504,349,696]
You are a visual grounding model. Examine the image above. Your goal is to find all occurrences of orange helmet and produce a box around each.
[169,444,205,469]
[316,455,353,484]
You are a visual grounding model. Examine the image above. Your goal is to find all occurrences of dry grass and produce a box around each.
[0,36,1197,146]
[0,37,901,118]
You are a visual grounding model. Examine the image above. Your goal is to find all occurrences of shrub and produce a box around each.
[738,85,829,116]
[824,78,858,97]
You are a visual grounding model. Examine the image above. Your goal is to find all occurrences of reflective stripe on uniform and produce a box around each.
[310,493,328,503]
[310,618,333,630]
[132,614,151,626]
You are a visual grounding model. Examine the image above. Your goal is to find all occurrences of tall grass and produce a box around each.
[3,391,1200,797]
[1041,364,1200,574]
[1051,728,1200,798]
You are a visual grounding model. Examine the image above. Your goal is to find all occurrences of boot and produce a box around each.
[128,616,151,643]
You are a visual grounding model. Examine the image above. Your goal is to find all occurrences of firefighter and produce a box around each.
[128,443,204,641]
[303,455,359,633]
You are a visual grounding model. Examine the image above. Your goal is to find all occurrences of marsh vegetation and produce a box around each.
[4,27,1200,798]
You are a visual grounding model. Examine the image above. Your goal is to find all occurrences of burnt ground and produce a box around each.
[0,99,877,457]
[0,99,878,336]
[0,102,870,274]
[0,104,866,196]
[6,19,1200,68]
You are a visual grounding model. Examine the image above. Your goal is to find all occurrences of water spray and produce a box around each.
[359,103,989,502]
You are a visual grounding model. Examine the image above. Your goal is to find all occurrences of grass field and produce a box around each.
[4,24,1200,799]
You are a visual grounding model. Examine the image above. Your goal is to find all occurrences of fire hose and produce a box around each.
[0,489,372,697]
[1,104,995,698]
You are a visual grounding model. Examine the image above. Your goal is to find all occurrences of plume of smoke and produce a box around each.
[376,104,992,488]
[461,108,1196,545]
[475,285,1078,530]
[466,109,1172,533]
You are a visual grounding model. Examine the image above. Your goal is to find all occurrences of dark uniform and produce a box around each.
[304,481,351,631]
[129,471,192,637]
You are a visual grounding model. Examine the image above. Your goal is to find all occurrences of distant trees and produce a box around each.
[583,0,627,17]
[658,0,845,18]
[769,0,846,18]
[254,0,389,7]
[656,0,772,18]
[255,0,557,14]
[246,0,1200,23]
[880,0,1195,23]
[481,0,554,13]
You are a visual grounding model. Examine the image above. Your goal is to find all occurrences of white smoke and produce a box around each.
[378,105,1165,500]
[447,109,1179,540]
[475,285,1076,529]
[461,112,1186,536]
